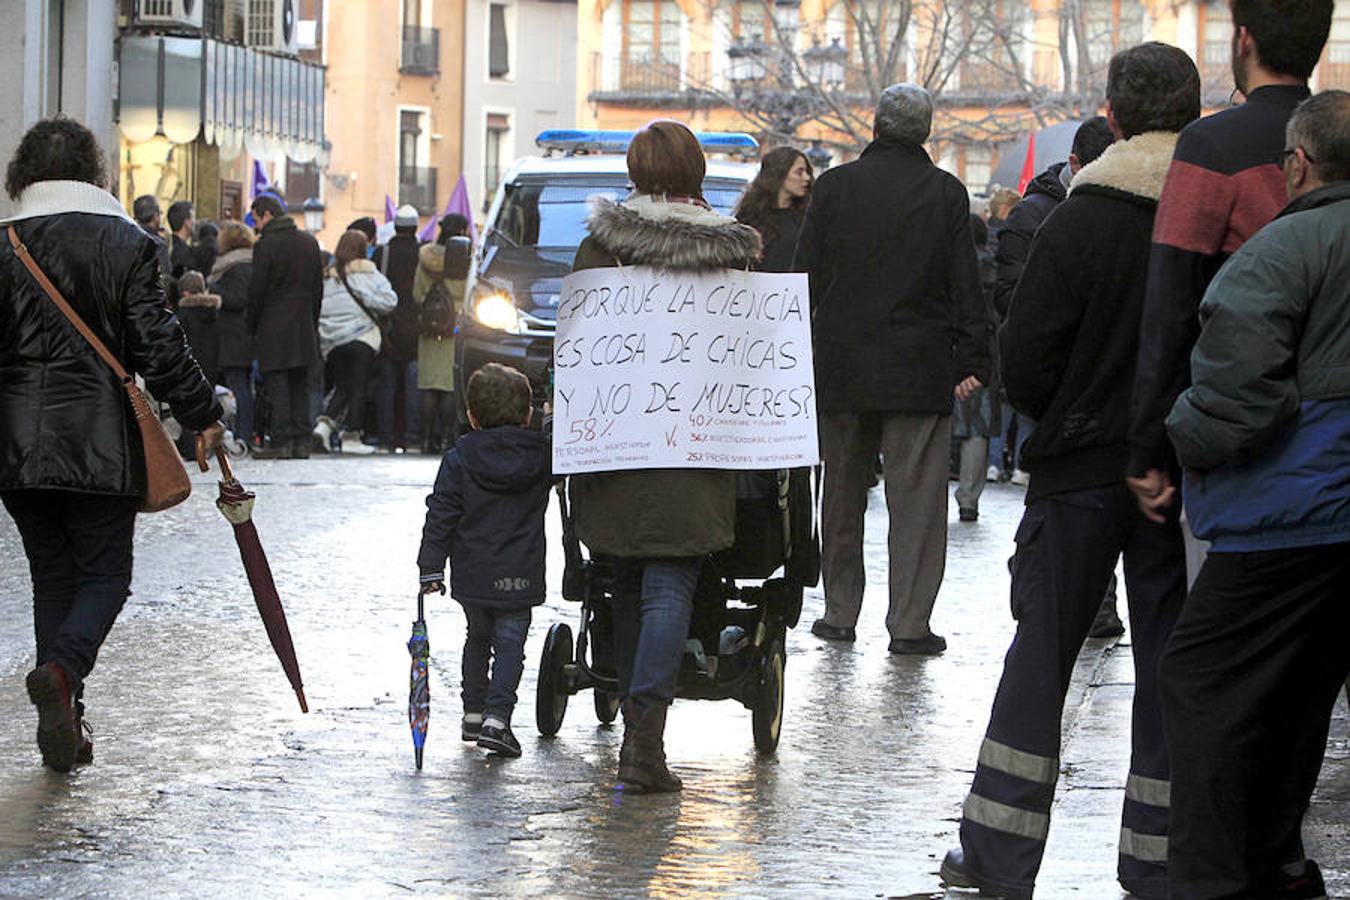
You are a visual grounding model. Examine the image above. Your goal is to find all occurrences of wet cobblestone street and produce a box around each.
[1,455,1345,897]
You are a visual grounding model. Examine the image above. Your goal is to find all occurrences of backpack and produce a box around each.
[418,277,456,338]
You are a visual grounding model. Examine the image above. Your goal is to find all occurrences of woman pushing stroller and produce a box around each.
[570,120,761,792]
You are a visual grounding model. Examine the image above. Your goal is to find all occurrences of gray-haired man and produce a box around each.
[1160,89,1350,899]
[795,84,989,654]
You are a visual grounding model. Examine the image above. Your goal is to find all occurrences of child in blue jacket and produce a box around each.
[418,363,553,757]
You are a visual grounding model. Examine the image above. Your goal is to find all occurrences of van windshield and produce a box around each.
[491,179,746,249]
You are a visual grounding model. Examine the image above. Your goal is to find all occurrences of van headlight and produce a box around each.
[473,292,521,334]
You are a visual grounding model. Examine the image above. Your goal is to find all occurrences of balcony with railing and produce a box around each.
[399,167,438,215]
[401,26,441,75]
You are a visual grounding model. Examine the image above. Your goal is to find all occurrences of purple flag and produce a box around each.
[384,195,396,223]
[417,174,478,244]
[251,160,271,199]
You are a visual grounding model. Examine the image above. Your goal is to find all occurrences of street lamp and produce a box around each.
[301,196,325,232]
[805,36,848,89]
[727,36,768,89]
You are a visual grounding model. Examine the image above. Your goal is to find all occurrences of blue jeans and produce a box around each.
[611,558,702,710]
[460,602,532,723]
[2,490,138,686]
[222,366,255,444]
[374,356,421,448]
[989,404,1035,472]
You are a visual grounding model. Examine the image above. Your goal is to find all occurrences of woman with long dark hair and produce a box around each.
[572,120,761,793]
[1,118,223,771]
[734,146,813,272]
[313,230,397,449]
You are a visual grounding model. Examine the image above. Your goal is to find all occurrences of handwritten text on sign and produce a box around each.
[552,266,819,473]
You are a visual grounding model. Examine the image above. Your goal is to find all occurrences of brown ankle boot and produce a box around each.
[617,702,682,793]
[26,662,79,773]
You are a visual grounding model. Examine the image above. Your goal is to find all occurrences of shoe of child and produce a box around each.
[477,722,522,758]
[461,714,483,742]
[1010,468,1031,486]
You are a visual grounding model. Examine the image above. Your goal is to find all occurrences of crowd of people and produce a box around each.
[127,191,476,461]
[1,0,1347,896]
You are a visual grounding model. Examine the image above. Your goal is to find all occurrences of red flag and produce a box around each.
[1017,132,1037,195]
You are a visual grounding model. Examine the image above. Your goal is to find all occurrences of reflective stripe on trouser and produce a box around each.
[958,486,1187,895]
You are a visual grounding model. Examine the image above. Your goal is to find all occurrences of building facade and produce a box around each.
[575,0,1350,186]
[1,1,329,228]
[319,0,466,247]
[0,1,119,218]
[462,0,578,215]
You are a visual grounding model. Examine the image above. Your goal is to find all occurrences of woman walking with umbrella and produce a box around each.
[0,119,224,772]
[571,120,760,792]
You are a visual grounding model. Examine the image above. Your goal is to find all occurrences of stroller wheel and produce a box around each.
[536,623,573,737]
[752,638,786,754]
[594,690,620,725]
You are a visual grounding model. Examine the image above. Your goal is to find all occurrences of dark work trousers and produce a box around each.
[2,490,138,689]
[958,484,1186,899]
[262,366,312,444]
[819,411,951,640]
[221,366,256,445]
[1160,542,1350,898]
[374,355,420,449]
[459,602,532,725]
[610,558,702,712]
[322,342,376,429]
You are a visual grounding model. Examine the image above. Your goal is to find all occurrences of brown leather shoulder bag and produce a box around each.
[7,225,191,512]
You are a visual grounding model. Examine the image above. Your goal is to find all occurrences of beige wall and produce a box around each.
[321,0,466,249]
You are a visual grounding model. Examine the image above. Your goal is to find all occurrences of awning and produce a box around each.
[118,36,327,166]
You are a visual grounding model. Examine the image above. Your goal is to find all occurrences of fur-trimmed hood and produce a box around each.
[584,194,761,271]
[209,247,252,280]
[178,292,222,310]
[1069,131,1178,204]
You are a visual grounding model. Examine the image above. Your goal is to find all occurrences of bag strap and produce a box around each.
[338,269,383,328]
[6,225,133,384]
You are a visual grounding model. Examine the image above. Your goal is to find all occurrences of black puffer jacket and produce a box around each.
[0,180,222,497]
[247,215,324,371]
[417,426,555,610]
[993,163,1067,319]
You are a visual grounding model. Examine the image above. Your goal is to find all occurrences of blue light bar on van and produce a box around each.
[535,129,760,157]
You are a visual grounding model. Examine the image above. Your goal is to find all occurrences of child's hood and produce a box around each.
[455,426,551,493]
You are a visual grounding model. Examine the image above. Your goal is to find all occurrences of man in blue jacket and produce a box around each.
[1160,90,1350,900]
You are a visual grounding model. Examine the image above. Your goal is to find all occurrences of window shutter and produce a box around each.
[489,5,510,77]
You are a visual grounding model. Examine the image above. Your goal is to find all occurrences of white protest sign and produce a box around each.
[552,265,818,474]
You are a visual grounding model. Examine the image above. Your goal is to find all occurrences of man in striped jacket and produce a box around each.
[1126,0,1332,553]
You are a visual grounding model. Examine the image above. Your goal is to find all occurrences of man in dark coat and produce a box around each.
[165,201,197,310]
[371,205,424,450]
[1159,90,1350,899]
[795,83,989,655]
[1127,0,1332,567]
[247,194,324,458]
[941,43,1197,900]
[132,193,173,300]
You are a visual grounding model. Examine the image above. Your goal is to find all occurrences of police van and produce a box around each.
[455,129,760,421]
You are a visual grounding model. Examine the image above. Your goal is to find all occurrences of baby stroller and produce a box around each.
[536,468,819,753]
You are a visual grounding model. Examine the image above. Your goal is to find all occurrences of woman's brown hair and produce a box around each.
[627,120,706,198]
[217,221,256,254]
[334,229,368,278]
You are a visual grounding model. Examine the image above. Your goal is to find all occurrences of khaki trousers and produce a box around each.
[819,411,950,640]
